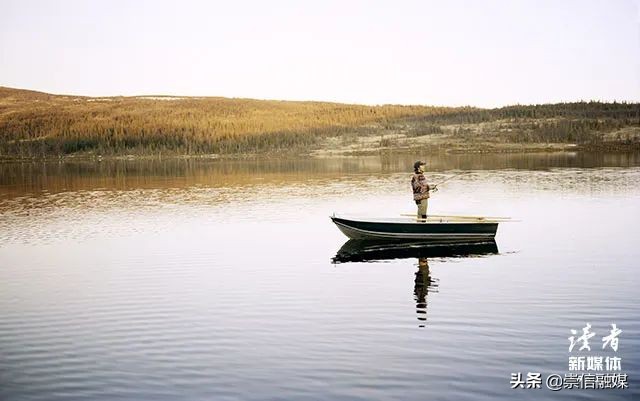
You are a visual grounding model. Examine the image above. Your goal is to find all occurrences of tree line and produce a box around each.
[0,87,638,157]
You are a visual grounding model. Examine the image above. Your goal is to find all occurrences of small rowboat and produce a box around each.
[330,214,500,241]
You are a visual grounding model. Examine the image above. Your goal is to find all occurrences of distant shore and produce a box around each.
[1,87,638,160]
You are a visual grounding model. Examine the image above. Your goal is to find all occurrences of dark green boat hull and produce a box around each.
[331,216,498,240]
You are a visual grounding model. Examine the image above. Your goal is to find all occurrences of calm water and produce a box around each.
[1,152,639,400]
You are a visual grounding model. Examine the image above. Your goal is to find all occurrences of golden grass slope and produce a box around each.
[0,87,455,157]
[1,87,638,158]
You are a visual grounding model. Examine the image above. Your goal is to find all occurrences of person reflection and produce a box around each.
[414,257,439,328]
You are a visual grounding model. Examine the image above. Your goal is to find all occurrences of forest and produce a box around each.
[1,87,638,158]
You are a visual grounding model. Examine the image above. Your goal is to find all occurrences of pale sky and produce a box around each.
[1,0,639,107]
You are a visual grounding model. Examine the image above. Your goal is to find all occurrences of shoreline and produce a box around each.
[1,141,639,163]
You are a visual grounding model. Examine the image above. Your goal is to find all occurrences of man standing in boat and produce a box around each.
[411,161,435,220]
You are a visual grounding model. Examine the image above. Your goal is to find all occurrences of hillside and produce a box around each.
[0,87,638,158]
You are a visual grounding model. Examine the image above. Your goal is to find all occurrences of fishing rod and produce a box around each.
[430,171,469,192]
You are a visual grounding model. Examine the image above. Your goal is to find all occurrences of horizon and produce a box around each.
[3,85,639,109]
[2,0,640,108]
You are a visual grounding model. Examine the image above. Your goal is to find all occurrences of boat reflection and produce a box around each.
[332,239,498,327]
[332,239,498,264]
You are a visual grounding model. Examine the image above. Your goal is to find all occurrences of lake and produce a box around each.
[1,152,639,400]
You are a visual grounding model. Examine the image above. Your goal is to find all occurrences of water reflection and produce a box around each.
[333,240,498,327]
[2,151,639,196]
[414,258,438,327]
[332,239,499,263]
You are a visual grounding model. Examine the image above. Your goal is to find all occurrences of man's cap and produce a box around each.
[413,160,426,170]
